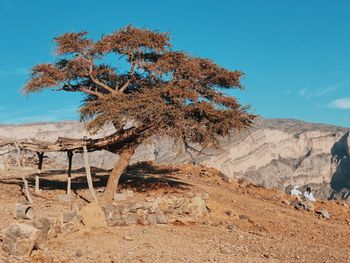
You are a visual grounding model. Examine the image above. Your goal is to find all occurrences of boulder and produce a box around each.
[78,202,107,229]
[155,213,168,224]
[62,209,77,224]
[32,217,52,250]
[303,201,315,212]
[316,209,330,219]
[2,223,40,257]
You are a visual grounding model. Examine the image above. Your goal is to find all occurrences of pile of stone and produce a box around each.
[103,192,209,226]
[2,193,209,258]
[290,199,315,212]
[2,217,55,257]
[289,199,330,219]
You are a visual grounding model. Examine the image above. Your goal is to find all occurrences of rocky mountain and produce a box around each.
[0,118,349,200]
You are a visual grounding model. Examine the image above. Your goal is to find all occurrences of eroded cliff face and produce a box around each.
[1,118,349,200]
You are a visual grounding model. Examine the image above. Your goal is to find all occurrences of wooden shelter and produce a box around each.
[0,126,142,203]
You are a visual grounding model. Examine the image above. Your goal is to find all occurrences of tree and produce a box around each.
[23,26,255,202]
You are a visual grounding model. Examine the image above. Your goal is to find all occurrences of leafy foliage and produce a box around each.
[24,25,255,150]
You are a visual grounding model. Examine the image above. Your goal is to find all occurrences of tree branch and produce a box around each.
[79,87,105,98]
[85,59,118,94]
[118,80,130,92]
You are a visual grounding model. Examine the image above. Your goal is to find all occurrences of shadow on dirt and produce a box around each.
[0,162,191,193]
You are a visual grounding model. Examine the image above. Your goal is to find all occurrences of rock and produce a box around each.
[186,192,196,198]
[227,224,238,231]
[303,201,315,212]
[61,216,83,234]
[316,210,330,219]
[102,194,208,226]
[281,199,290,205]
[135,208,147,217]
[32,217,52,250]
[2,223,40,257]
[103,204,122,222]
[62,209,77,224]
[182,196,207,217]
[113,193,128,201]
[75,249,83,257]
[146,214,157,225]
[124,214,138,225]
[202,193,210,200]
[290,200,305,210]
[129,202,143,212]
[78,202,107,229]
[155,213,169,224]
[290,199,315,212]
[57,195,72,202]
[176,216,194,224]
[239,215,250,220]
[225,210,232,216]
[123,189,134,197]
[113,190,133,201]
[219,246,232,254]
[145,197,156,202]
[123,236,133,241]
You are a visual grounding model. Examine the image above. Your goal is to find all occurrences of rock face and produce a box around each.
[1,118,350,200]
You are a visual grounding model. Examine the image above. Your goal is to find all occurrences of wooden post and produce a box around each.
[21,175,33,204]
[83,146,98,203]
[35,152,44,194]
[67,151,73,195]
[13,141,33,204]
[13,140,21,168]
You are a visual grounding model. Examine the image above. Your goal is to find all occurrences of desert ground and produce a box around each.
[0,163,349,263]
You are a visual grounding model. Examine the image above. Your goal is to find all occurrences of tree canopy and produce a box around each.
[24,26,254,148]
[23,25,255,201]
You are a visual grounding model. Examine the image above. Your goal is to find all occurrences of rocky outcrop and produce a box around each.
[1,118,350,200]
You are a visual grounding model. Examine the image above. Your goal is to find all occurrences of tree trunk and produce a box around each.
[103,144,138,202]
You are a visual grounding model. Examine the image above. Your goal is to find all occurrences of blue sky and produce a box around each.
[1,0,350,126]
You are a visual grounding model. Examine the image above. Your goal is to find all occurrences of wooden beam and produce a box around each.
[13,141,32,203]
[0,126,139,153]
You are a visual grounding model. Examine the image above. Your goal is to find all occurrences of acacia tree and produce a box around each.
[24,26,255,201]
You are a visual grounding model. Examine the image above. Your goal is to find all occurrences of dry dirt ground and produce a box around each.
[0,163,349,263]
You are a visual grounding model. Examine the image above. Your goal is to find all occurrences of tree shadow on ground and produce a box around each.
[0,162,190,193]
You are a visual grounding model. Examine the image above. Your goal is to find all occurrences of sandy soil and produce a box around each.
[0,163,349,263]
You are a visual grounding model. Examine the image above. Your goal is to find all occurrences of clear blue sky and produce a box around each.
[1,0,350,126]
